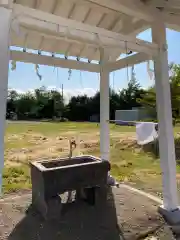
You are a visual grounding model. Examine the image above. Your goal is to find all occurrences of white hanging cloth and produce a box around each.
[136,122,158,145]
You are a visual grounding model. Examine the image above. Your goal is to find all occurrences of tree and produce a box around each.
[6,90,18,119]
[66,95,91,121]
[118,69,144,110]
[169,64,180,118]
[50,90,64,118]
[15,92,36,119]
[5,70,146,121]
[139,63,180,119]
[110,89,121,120]
[6,88,64,120]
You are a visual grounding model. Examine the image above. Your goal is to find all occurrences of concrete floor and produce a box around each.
[0,186,175,240]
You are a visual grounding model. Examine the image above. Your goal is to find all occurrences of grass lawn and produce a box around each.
[3,121,180,198]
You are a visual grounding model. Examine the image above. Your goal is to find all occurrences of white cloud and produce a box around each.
[8,87,97,103]
[8,88,25,95]
[63,88,97,103]
[46,86,97,103]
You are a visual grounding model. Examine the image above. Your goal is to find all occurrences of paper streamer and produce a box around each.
[147,60,154,81]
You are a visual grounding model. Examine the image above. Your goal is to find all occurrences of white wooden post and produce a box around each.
[0,7,11,195]
[100,49,117,186]
[100,48,110,162]
[152,22,180,223]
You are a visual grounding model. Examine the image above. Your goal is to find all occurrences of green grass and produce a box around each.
[3,121,180,196]
[85,138,163,196]
[110,143,163,196]
[5,139,35,150]
[6,121,135,136]
[2,164,31,193]
[3,121,135,193]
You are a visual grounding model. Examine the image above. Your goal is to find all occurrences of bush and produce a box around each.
[139,118,157,123]
[139,118,176,126]
[142,136,180,160]
[59,117,69,122]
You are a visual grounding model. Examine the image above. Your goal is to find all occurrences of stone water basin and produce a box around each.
[31,155,110,219]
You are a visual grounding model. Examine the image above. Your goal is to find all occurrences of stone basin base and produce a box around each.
[30,155,110,220]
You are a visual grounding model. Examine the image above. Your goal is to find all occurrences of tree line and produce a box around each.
[6,64,180,122]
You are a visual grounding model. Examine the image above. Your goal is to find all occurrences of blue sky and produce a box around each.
[8,28,180,100]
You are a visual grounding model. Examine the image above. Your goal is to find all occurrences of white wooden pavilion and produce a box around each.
[1,0,180,223]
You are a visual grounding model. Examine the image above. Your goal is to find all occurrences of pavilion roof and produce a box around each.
[6,0,180,64]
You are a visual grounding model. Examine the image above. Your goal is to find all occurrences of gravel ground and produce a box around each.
[0,186,175,240]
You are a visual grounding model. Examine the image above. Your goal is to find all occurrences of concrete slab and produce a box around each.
[158,205,180,226]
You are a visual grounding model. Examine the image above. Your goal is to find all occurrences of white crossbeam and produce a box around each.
[10,50,100,72]
[108,53,151,72]
[82,0,180,31]
[0,0,12,7]
[165,14,180,29]
[146,0,180,8]
[11,3,158,56]
[82,0,154,21]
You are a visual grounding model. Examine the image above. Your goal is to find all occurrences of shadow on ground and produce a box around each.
[1,185,174,240]
[8,187,123,240]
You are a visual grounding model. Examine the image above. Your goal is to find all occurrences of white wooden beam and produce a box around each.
[125,19,149,35]
[145,0,180,8]
[99,47,116,185]
[12,3,158,56]
[108,53,151,72]
[165,14,180,29]
[0,0,12,8]
[0,7,12,194]
[82,0,180,31]
[100,48,110,162]
[12,3,143,42]
[10,50,100,72]
[18,26,97,48]
[133,1,180,28]
[152,21,179,216]
[81,0,157,21]
[17,21,157,56]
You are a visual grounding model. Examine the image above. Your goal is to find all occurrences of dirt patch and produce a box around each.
[82,140,99,149]
[5,134,71,166]
[177,174,180,179]
[115,139,138,150]
[4,131,136,167]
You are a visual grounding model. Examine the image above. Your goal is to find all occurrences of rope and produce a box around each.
[79,70,84,89]
[112,71,115,90]
[56,67,60,87]
[68,69,72,81]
